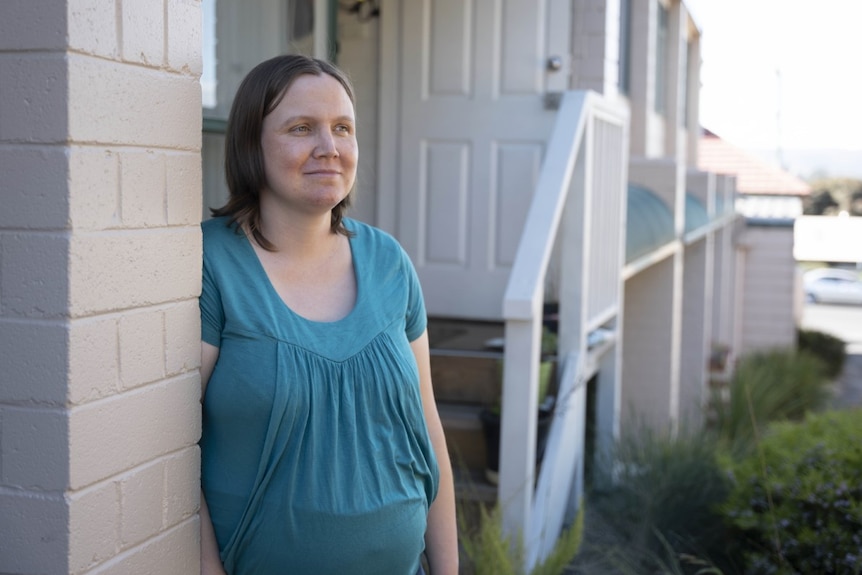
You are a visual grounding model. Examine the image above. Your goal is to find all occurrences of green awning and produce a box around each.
[685,193,709,234]
[626,184,674,263]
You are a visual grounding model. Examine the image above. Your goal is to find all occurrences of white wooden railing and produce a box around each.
[498,90,628,568]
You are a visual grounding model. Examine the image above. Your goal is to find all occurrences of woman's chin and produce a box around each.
[261,189,349,215]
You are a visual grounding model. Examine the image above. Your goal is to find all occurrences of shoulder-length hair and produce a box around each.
[211,54,357,250]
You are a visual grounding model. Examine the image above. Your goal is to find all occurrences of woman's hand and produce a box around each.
[200,490,227,575]
[200,343,226,575]
[201,557,227,575]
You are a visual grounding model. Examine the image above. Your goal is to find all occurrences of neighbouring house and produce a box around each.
[2,1,768,572]
[699,129,810,354]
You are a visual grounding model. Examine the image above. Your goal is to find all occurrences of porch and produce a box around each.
[424,89,630,569]
[425,95,743,570]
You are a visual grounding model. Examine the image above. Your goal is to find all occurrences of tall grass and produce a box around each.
[572,348,838,573]
[710,349,832,449]
[460,347,839,573]
[595,530,727,575]
[572,426,736,575]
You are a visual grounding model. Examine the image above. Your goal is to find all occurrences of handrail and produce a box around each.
[497,92,594,549]
[502,91,630,319]
[502,91,590,320]
[526,351,588,566]
[497,89,629,568]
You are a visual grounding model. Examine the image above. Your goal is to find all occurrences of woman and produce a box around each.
[199,55,458,575]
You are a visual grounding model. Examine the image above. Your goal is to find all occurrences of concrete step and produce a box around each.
[454,468,497,504]
[430,350,502,405]
[438,402,487,474]
[428,317,505,405]
[429,318,506,499]
[428,318,504,353]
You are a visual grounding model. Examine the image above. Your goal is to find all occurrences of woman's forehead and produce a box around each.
[277,74,353,110]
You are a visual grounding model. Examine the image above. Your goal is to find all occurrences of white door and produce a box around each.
[379,0,571,321]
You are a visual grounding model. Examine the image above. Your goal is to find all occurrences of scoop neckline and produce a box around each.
[237,220,363,327]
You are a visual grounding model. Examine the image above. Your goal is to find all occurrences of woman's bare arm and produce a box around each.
[411,331,459,575]
[200,342,226,575]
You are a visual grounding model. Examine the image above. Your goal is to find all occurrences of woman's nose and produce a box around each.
[314,130,339,157]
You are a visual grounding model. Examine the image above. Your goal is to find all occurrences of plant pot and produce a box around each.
[495,359,556,408]
[479,401,554,486]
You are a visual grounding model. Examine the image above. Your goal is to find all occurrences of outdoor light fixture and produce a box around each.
[340,0,380,22]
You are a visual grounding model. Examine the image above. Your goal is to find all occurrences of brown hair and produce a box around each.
[211,54,357,250]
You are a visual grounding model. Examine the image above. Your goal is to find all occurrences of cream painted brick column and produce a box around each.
[0,1,203,573]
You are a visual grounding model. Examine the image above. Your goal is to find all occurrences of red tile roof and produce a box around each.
[698,130,810,196]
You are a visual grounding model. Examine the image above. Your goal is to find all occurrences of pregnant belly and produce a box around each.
[229,497,428,575]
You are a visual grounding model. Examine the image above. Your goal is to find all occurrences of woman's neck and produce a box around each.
[255,207,339,259]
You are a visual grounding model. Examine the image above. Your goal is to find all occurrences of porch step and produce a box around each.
[428,318,504,352]
[438,403,499,502]
[431,351,501,405]
[429,318,506,501]
[439,402,486,471]
[428,318,504,405]
[454,468,498,504]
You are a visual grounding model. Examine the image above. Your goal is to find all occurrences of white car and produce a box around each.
[803,268,862,305]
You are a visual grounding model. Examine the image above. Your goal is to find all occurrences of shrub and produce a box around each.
[720,409,862,574]
[797,328,846,380]
[710,349,832,447]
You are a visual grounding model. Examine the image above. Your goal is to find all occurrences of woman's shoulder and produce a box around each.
[202,216,244,250]
[201,217,250,273]
[202,216,238,238]
[345,218,405,255]
[346,219,418,275]
[346,219,420,286]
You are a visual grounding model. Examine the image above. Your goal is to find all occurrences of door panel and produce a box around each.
[424,141,470,265]
[495,142,544,267]
[391,0,570,320]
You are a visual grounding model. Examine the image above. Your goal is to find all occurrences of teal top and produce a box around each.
[200,217,439,575]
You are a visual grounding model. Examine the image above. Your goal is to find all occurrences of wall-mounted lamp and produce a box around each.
[339,0,380,22]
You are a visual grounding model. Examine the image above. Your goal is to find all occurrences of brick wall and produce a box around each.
[0,1,203,573]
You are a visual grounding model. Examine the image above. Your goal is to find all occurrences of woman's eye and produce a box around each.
[291,125,310,133]
[335,124,352,134]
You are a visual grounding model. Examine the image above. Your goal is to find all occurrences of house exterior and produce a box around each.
[1,0,751,572]
[699,131,809,355]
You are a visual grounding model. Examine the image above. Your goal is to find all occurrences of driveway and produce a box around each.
[800,302,862,408]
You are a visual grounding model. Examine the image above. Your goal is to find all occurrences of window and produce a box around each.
[202,0,217,109]
[618,0,632,94]
[654,2,668,114]
[681,39,691,127]
[201,0,319,122]
[201,0,324,217]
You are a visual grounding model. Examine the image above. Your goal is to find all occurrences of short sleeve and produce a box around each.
[401,248,427,342]
[200,251,224,347]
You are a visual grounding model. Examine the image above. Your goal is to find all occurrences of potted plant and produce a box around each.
[480,327,557,485]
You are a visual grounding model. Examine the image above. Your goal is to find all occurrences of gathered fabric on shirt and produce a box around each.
[200,217,439,575]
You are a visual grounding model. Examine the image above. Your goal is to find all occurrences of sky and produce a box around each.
[686,0,862,154]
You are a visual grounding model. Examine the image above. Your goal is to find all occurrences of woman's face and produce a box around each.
[260,73,357,217]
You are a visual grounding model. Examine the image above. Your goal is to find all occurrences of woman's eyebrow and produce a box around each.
[280,114,355,126]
